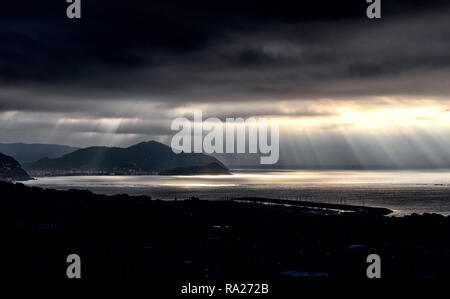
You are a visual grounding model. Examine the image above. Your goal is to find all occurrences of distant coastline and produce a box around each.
[28,162,231,177]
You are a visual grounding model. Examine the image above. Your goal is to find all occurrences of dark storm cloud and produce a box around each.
[2,0,450,166]
[1,0,450,105]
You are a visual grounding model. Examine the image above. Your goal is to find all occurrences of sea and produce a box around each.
[23,170,450,216]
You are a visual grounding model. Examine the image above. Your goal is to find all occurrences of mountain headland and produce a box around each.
[0,153,30,181]
[27,141,229,176]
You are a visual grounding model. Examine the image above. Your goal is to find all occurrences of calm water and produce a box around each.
[23,170,450,216]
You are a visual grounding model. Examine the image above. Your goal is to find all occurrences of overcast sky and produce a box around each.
[1,1,450,168]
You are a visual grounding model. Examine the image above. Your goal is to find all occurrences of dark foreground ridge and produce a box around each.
[1,181,450,280]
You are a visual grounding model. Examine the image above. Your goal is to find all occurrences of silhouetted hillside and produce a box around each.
[0,153,30,181]
[0,143,78,164]
[159,162,231,175]
[1,180,450,280]
[29,141,227,174]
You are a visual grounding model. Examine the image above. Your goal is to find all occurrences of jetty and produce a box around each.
[231,197,393,216]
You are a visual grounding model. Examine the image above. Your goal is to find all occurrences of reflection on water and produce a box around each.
[24,170,450,216]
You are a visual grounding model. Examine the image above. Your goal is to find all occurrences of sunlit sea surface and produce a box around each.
[23,170,450,216]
